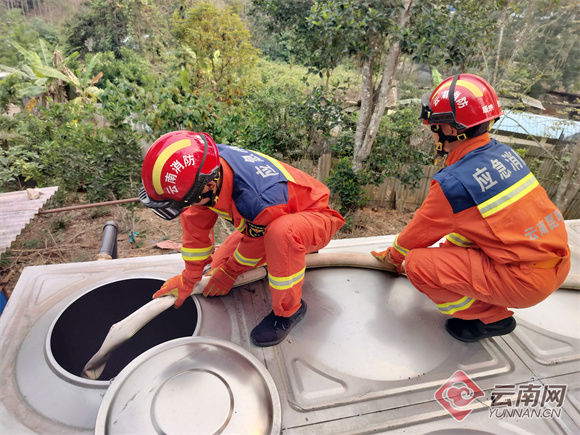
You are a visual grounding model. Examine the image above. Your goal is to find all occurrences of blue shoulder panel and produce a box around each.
[433,169,474,214]
[217,144,289,221]
[433,140,531,214]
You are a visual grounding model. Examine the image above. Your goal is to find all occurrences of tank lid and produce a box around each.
[95,337,281,434]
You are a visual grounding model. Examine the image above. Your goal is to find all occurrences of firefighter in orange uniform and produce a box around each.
[372,74,570,342]
[139,131,344,347]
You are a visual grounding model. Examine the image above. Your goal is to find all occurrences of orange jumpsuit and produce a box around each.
[384,133,570,323]
[179,145,344,317]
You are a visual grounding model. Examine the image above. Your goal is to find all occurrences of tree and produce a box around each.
[252,0,499,171]
[171,1,259,101]
[554,136,580,218]
[477,0,579,95]
[0,8,58,66]
[65,0,167,59]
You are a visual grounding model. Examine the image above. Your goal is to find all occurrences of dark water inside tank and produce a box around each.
[50,278,198,380]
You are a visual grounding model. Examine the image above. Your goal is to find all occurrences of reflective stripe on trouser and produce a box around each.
[264,210,344,317]
[404,245,570,324]
[210,210,343,316]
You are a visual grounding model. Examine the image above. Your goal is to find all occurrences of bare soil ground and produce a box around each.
[0,204,414,300]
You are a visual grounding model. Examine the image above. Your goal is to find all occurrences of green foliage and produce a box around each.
[171,1,259,101]
[517,3,579,93]
[327,157,368,216]
[50,215,72,233]
[0,103,142,201]
[213,82,305,156]
[431,67,442,86]
[0,74,21,110]
[89,48,155,88]
[333,107,432,189]
[0,250,13,268]
[403,0,501,69]
[65,0,167,58]
[0,39,70,107]
[252,0,398,77]
[514,147,543,175]
[0,9,58,67]
[0,38,105,109]
[366,108,432,187]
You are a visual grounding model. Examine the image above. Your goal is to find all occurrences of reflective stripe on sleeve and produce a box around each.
[209,207,231,219]
[446,233,473,247]
[181,245,212,262]
[268,267,306,290]
[436,296,475,315]
[393,234,409,257]
[236,218,246,232]
[233,247,262,267]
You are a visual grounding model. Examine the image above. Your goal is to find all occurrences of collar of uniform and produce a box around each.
[212,157,233,212]
[446,133,491,166]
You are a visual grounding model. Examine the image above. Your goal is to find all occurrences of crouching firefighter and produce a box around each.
[372,73,570,342]
[139,131,345,347]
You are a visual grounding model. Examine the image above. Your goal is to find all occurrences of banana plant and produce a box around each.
[0,39,103,110]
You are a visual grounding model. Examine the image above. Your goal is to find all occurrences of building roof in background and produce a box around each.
[0,187,58,256]
[492,111,580,141]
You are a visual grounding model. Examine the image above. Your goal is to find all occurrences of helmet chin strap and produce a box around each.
[432,125,467,156]
[433,119,495,155]
[199,169,222,207]
[199,188,217,206]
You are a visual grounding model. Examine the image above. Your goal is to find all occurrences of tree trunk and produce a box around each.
[353,56,374,166]
[491,4,508,86]
[352,0,413,172]
[554,139,580,216]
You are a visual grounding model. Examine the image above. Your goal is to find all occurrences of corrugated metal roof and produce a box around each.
[0,187,59,256]
[493,111,580,140]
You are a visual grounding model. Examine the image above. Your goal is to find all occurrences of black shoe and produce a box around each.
[445,316,516,343]
[250,300,307,347]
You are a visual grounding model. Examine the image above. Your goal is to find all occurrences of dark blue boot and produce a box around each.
[446,316,516,342]
[250,300,307,347]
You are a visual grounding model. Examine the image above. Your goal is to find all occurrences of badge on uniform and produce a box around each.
[246,222,266,238]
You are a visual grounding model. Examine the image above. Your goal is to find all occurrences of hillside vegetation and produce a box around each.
[0,0,578,216]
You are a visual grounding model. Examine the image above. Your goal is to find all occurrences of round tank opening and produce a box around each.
[50,278,198,380]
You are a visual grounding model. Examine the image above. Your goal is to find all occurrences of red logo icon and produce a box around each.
[435,370,485,421]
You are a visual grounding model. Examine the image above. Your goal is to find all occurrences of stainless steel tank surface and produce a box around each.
[1,226,580,434]
[94,337,281,434]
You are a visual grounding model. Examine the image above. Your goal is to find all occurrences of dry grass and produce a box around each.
[0,205,412,299]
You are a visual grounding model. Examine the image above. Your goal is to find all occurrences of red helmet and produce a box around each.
[420,73,503,131]
[139,131,220,220]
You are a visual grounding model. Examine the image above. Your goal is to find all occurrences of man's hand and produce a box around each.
[203,266,237,297]
[371,247,404,274]
[153,275,194,308]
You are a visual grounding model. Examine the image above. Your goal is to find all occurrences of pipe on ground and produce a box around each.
[96,221,119,261]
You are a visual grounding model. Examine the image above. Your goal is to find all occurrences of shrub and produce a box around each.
[0,103,142,201]
[326,157,368,216]
[362,107,432,188]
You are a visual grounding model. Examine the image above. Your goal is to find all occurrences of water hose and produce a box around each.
[81,252,396,379]
[81,251,580,379]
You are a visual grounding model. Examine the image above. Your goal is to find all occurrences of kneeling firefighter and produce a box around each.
[372,73,570,342]
[140,131,345,347]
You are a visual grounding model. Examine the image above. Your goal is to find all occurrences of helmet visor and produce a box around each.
[419,93,432,122]
[420,92,464,128]
[139,187,184,220]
